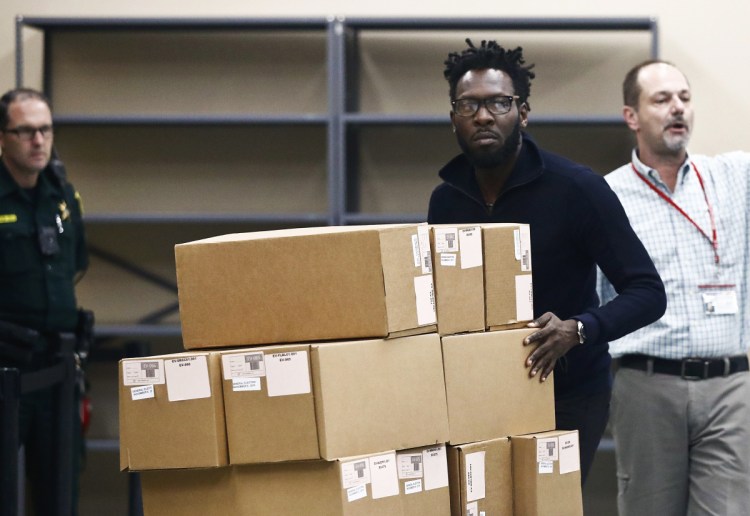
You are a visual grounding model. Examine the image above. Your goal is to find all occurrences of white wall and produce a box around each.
[1,0,748,155]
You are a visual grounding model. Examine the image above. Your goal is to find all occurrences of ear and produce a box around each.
[519,103,529,128]
[449,111,456,132]
[623,105,639,132]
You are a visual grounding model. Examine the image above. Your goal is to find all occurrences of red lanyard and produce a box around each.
[631,162,719,264]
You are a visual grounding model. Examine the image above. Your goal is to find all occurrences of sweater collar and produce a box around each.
[437,132,545,201]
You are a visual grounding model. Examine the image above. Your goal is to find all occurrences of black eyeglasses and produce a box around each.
[2,125,54,141]
[451,96,520,117]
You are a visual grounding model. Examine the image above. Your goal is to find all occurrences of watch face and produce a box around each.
[577,320,586,344]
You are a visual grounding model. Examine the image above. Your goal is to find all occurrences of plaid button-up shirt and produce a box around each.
[598,149,750,359]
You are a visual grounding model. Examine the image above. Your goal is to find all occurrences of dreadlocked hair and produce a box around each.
[444,39,535,110]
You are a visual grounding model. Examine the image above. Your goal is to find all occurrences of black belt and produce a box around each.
[619,354,749,380]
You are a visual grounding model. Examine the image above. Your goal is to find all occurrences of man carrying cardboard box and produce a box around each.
[428,40,666,483]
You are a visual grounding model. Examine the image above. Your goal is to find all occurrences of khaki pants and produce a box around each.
[612,367,750,516]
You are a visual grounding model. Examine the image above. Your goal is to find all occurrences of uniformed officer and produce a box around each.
[0,88,88,515]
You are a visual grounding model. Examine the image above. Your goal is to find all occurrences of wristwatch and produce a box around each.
[576,320,587,345]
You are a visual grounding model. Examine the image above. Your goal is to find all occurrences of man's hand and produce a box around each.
[523,312,581,382]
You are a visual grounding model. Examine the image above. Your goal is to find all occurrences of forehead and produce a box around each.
[7,98,52,124]
[637,63,690,98]
[456,68,515,97]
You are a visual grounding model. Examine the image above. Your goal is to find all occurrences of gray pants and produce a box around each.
[611,367,750,516]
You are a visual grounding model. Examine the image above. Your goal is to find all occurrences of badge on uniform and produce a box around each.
[58,201,70,221]
[699,284,739,315]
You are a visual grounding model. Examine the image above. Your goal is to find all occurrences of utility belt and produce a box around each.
[0,309,94,368]
[619,353,749,380]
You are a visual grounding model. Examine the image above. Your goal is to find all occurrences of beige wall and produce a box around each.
[1,0,748,155]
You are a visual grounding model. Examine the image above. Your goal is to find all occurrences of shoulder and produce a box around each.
[43,165,84,214]
[536,146,612,195]
[692,151,750,175]
[601,163,636,192]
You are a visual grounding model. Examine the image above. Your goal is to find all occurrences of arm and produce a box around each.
[525,172,666,381]
[69,185,89,282]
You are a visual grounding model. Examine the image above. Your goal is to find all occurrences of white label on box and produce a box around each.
[537,437,559,462]
[164,355,211,402]
[122,359,165,386]
[514,228,522,260]
[459,227,482,269]
[440,253,457,267]
[423,445,449,491]
[341,459,371,489]
[222,351,265,380]
[346,484,368,503]
[265,351,311,397]
[481,512,486,516]
[404,479,422,494]
[412,234,421,268]
[519,225,532,272]
[417,225,433,274]
[559,432,581,474]
[414,274,437,325]
[397,452,423,479]
[539,460,554,474]
[516,275,534,322]
[467,501,479,516]
[369,453,399,499]
[434,227,459,253]
[465,451,486,502]
[232,377,261,392]
[130,384,155,401]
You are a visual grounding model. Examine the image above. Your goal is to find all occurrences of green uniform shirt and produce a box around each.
[0,159,88,332]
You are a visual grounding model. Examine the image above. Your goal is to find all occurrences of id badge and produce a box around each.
[699,284,738,315]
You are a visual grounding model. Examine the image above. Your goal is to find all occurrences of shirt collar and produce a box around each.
[438,132,545,199]
[0,159,19,198]
[631,148,692,188]
[0,158,59,199]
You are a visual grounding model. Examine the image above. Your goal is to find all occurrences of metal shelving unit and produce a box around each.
[337,17,658,224]
[15,14,658,340]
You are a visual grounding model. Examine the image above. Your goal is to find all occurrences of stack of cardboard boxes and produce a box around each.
[118,223,583,515]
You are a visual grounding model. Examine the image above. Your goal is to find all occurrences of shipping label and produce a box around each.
[465,451,486,502]
[122,359,165,386]
[164,355,211,402]
[459,227,482,269]
[222,351,265,380]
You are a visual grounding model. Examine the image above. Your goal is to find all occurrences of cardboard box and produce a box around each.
[220,344,318,464]
[430,225,485,336]
[430,223,533,336]
[511,430,583,516]
[441,329,555,445]
[221,333,450,463]
[140,445,452,516]
[447,437,513,516]
[482,224,533,331]
[119,351,227,471]
[175,224,436,349]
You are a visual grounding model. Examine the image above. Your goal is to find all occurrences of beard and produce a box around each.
[662,132,690,154]
[457,115,522,169]
[659,115,691,154]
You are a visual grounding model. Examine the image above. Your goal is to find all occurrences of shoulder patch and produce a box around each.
[74,191,85,215]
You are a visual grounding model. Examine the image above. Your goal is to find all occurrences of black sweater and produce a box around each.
[428,134,666,397]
